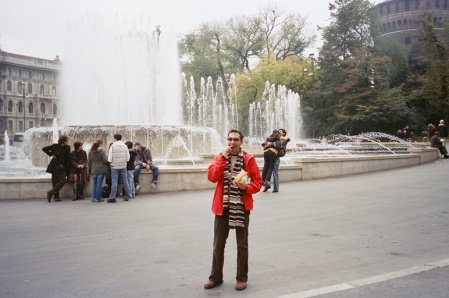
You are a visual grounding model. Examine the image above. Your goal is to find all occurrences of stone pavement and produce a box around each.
[0,159,448,298]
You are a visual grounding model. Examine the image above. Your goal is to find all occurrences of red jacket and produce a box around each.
[208,152,262,215]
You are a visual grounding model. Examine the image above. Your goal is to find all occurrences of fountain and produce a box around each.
[26,15,225,167]
[3,130,10,162]
[0,14,440,200]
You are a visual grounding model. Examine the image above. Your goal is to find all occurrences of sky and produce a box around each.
[0,0,383,61]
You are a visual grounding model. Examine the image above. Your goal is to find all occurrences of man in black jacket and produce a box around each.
[430,132,449,159]
[42,135,71,202]
[437,120,448,147]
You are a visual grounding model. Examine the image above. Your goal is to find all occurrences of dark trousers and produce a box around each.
[51,164,67,194]
[437,145,448,155]
[209,210,250,283]
[262,150,277,182]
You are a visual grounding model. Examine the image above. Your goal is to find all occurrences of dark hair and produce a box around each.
[279,128,287,135]
[91,139,103,151]
[125,141,133,149]
[74,141,83,150]
[114,133,122,141]
[58,135,69,145]
[434,131,440,136]
[228,129,243,140]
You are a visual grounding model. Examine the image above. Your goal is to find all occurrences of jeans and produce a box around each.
[91,174,105,201]
[273,157,280,191]
[261,150,277,182]
[109,168,131,199]
[134,164,160,184]
[127,170,135,198]
[209,210,250,283]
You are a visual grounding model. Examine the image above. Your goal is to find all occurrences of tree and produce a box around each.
[179,4,315,86]
[223,16,265,74]
[408,10,449,123]
[317,0,381,135]
[261,5,315,61]
[334,48,408,134]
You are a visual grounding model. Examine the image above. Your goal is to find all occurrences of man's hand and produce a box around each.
[232,180,247,190]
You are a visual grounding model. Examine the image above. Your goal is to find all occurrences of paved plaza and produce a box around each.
[1,159,449,297]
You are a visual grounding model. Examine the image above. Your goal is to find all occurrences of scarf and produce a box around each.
[223,150,246,229]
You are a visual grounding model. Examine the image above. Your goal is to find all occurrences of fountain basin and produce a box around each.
[0,147,439,200]
[25,125,222,167]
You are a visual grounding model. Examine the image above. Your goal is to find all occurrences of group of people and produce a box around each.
[429,120,449,159]
[42,134,159,203]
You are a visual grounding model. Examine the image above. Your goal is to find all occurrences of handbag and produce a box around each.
[278,148,286,157]
[46,159,58,173]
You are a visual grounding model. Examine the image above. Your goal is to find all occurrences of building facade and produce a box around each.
[376,0,449,46]
[0,51,61,144]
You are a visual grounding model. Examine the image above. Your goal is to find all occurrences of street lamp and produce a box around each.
[304,53,320,139]
[19,82,26,132]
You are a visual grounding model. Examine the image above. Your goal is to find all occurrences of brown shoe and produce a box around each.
[204,280,222,289]
[235,281,247,291]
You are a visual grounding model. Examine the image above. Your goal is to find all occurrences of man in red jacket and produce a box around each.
[204,129,262,291]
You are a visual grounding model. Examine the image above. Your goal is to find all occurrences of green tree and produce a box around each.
[334,48,408,134]
[408,10,449,124]
[318,0,380,135]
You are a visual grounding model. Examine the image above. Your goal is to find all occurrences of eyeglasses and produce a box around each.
[227,137,241,142]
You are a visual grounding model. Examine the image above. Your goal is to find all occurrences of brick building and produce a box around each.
[0,51,61,144]
[376,0,449,46]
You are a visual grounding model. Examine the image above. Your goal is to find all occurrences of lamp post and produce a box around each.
[19,82,26,132]
[304,53,319,139]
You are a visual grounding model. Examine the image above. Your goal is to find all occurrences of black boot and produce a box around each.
[263,181,271,192]
[79,185,85,200]
[47,190,54,202]
[54,193,61,201]
[73,185,78,201]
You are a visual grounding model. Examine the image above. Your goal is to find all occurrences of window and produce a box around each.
[52,86,56,96]
[395,0,399,12]
[40,85,44,95]
[0,99,3,111]
[405,0,410,11]
[8,101,13,112]
[415,0,420,9]
[18,102,23,113]
[436,0,440,8]
[29,121,33,129]
[8,120,13,130]
[445,0,448,9]
[19,121,23,132]
[0,79,2,91]
[40,103,45,114]
[53,104,57,115]
[18,70,22,77]
[6,68,11,75]
[0,120,3,130]
[18,82,23,94]
[387,3,391,13]
[29,102,33,114]
[7,81,12,91]
[28,83,32,94]
[38,73,44,80]
[28,71,32,79]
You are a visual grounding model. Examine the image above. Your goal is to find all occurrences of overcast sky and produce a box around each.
[0,0,383,60]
